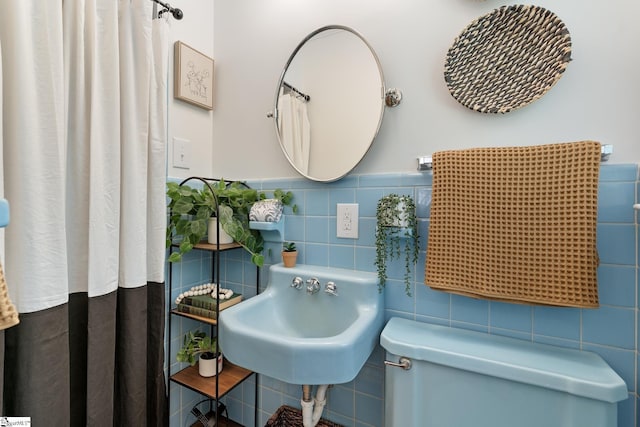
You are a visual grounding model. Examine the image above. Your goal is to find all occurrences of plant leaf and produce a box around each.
[168,252,182,263]
[173,198,194,215]
[195,205,212,220]
[179,240,193,254]
[189,219,207,237]
[252,254,264,267]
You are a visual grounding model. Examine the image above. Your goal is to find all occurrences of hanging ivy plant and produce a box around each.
[374,194,419,296]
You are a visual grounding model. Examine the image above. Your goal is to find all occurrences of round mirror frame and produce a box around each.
[273,25,389,182]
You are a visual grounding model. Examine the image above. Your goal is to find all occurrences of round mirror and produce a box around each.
[274,25,386,182]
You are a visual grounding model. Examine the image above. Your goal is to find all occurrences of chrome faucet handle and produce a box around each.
[306,277,321,294]
[291,276,304,290]
[325,281,338,296]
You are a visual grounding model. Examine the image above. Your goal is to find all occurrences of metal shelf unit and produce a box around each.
[167,177,259,427]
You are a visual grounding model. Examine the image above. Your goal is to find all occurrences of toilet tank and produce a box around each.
[381,317,627,427]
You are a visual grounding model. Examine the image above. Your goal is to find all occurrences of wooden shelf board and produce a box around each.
[170,361,253,400]
[193,241,242,251]
[171,241,242,252]
[171,308,218,325]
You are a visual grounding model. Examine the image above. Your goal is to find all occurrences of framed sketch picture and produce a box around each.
[174,41,214,110]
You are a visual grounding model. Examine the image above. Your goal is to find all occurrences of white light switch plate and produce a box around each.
[173,137,191,169]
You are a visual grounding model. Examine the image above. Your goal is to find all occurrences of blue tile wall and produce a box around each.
[168,164,639,427]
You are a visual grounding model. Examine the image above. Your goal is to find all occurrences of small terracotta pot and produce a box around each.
[282,251,298,268]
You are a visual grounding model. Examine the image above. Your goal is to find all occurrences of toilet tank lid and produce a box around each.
[380,317,627,403]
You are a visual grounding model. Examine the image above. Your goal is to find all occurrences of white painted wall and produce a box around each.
[208,0,640,181]
[166,0,214,179]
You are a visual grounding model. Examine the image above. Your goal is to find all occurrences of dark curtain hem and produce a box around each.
[3,283,168,427]
[86,292,117,427]
[147,281,169,427]
[115,284,168,427]
[3,304,71,425]
[0,330,4,416]
[69,292,90,427]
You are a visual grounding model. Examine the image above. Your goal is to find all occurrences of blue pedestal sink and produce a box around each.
[219,264,384,385]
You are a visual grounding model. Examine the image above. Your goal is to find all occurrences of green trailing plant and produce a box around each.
[374,194,419,296]
[166,180,296,266]
[166,182,215,262]
[176,330,218,366]
[282,241,296,252]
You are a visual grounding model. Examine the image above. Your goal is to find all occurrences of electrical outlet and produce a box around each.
[172,137,191,169]
[337,203,358,239]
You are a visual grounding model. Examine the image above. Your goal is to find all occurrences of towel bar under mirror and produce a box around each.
[418,144,614,171]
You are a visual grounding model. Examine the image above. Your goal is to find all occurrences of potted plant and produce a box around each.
[374,194,419,296]
[176,330,223,377]
[166,179,296,266]
[281,241,298,267]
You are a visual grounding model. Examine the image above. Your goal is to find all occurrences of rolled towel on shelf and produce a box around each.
[249,199,283,223]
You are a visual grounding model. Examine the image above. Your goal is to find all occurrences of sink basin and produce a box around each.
[218,263,384,385]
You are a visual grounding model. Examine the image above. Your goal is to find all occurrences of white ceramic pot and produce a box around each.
[390,201,409,228]
[208,218,233,244]
[198,353,223,377]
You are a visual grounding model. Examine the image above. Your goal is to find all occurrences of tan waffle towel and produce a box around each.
[0,261,19,329]
[425,141,601,308]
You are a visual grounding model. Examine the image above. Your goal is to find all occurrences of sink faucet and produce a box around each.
[291,277,304,290]
[325,281,338,296]
[306,277,320,294]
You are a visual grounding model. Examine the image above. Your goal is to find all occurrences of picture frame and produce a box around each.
[174,41,214,110]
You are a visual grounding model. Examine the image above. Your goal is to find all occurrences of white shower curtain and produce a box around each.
[278,89,311,174]
[0,1,169,425]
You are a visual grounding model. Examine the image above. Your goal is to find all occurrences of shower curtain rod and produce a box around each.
[151,0,183,20]
[283,81,310,102]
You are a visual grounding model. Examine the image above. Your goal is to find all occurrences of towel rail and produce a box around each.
[418,144,614,171]
[417,156,432,171]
